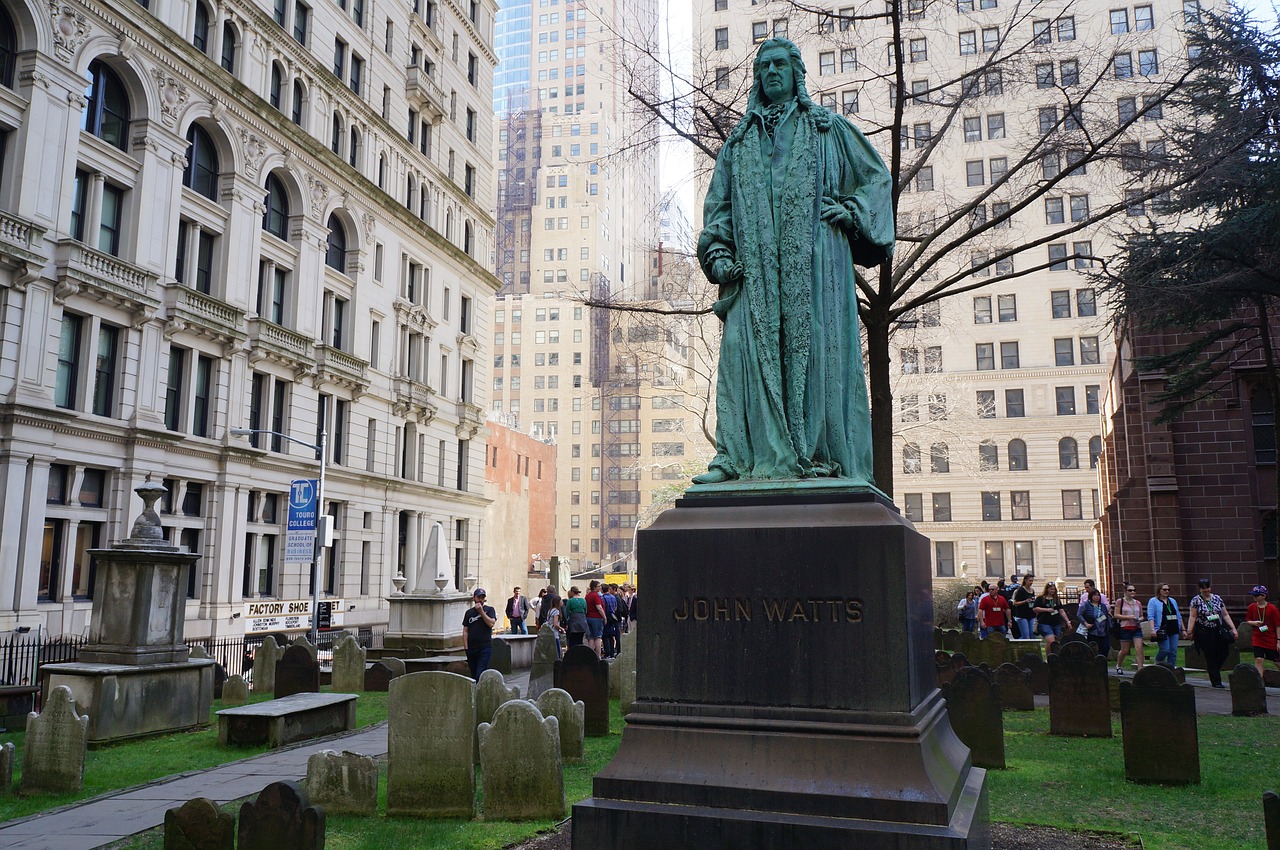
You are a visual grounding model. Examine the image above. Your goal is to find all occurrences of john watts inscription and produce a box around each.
[673,597,865,624]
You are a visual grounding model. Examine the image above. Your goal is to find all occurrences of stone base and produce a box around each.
[42,659,215,745]
[385,592,472,652]
[571,490,989,849]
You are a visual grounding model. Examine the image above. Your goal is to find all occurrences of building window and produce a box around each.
[1005,389,1025,418]
[1000,341,1019,369]
[293,1,310,43]
[936,542,956,577]
[979,441,998,471]
[263,174,289,239]
[270,63,283,109]
[1064,540,1086,576]
[193,0,211,51]
[325,214,347,271]
[1006,439,1027,470]
[976,343,995,371]
[98,183,125,256]
[930,443,950,473]
[714,27,728,49]
[933,493,952,522]
[977,390,996,418]
[1011,490,1031,520]
[1056,387,1076,416]
[903,494,923,521]
[1059,436,1079,468]
[903,443,921,474]
[84,60,130,150]
[1253,385,1276,463]
[184,124,219,200]
[1051,290,1072,318]
[982,491,1001,521]
[1055,338,1075,367]
[91,324,119,417]
[1089,435,1102,469]
[55,314,83,410]
[0,6,15,88]
[998,294,1017,322]
[984,541,1004,576]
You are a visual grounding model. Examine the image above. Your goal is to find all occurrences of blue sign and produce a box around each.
[285,478,318,562]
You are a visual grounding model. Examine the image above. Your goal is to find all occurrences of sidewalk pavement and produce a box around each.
[0,668,531,850]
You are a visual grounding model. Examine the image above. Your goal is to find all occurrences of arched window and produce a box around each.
[269,63,283,110]
[325,214,347,271]
[405,174,416,209]
[220,23,237,72]
[348,127,359,168]
[193,0,211,51]
[377,154,386,189]
[330,112,342,155]
[903,443,921,474]
[930,442,950,473]
[978,441,998,471]
[83,60,130,150]
[262,174,289,239]
[0,6,15,89]
[445,209,453,241]
[183,124,219,200]
[1089,435,1102,469]
[1059,437,1079,469]
[463,220,474,256]
[1008,439,1028,471]
[291,81,305,125]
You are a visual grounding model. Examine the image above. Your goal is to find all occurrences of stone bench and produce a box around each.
[217,692,357,748]
[403,655,470,675]
[495,634,538,669]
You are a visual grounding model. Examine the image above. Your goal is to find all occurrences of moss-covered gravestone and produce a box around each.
[330,635,366,694]
[238,781,324,850]
[19,686,88,794]
[164,797,234,850]
[479,700,565,820]
[388,671,476,818]
[535,687,585,763]
[306,750,377,815]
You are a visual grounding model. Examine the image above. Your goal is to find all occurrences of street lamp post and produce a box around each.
[230,427,328,645]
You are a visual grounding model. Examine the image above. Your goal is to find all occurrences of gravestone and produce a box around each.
[994,663,1034,711]
[1230,663,1268,716]
[163,797,234,850]
[222,675,249,707]
[956,629,980,662]
[554,645,609,736]
[238,780,324,850]
[934,627,944,650]
[477,669,521,724]
[0,741,13,795]
[528,624,558,700]
[1265,790,1280,850]
[275,645,320,699]
[253,637,280,695]
[478,700,565,820]
[982,632,1010,667]
[935,651,951,666]
[306,750,378,815]
[290,635,318,662]
[331,635,366,694]
[936,653,968,688]
[941,666,1003,770]
[19,685,88,794]
[1017,653,1049,695]
[607,657,622,699]
[364,661,400,692]
[382,657,408,677]
[1107,675,1121,713]
[618,629,638,717]
[941,629,960,651]
[387,671,476,817]
[1120,665,1199,784]
[490,639,513,676]
[1049,640,1112,737]
[535,687,585,763]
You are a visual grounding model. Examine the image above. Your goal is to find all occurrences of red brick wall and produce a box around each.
[485,423,557,565]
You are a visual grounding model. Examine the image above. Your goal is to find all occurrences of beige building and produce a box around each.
[0,0,500,638]
[690,0,1197,588]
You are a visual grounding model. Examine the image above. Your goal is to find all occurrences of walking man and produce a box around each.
[506,586,530,635]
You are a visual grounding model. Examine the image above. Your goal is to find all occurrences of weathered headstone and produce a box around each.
[982,632,1010,667]
[331,635,367,694]
[934,627,944,650]
[536,688,585,763]
[941,666,1003,770]
[941,629,960,651]
[1107,675,1122,713]
[253,637,280,695]
[381,657,408,677]
[936,652,968,688]
[478,700,565,820]
[1017,653,1049,695]
[1265,790,1280,850]
[238,780,324,850]
[163,797,234,850]
[994,663,1033,711]
[212,664,228,699]
[554,645,609,737]
[1120,665,1198,784]
[387,671,476,817]
[0,741,14,795]
[190,645,210,659]
[490,639,513,676]
[477,669,521,724]
[529,624,558,700]
[306,749,378,815]
[956,630,980,662]
[290,635,318,662]
[275,645,320,699]
[19,685,88,794]
[934,650,951,666]
[364,661,400,692]
[617,631,637,716]
[1048,640,1112,737]
[222,675,249,707]
[1230,663,1268,716]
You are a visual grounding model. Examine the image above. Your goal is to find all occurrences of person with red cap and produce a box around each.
[1245,585,1280,678]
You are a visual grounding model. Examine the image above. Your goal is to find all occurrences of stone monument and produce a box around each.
[573,37,984,850]
[384,522,472,654]
[41,480,215,743]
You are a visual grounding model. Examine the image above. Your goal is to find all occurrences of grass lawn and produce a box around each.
[0,688,388,824]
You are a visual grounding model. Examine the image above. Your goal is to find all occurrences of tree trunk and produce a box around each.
[865,285,894,498]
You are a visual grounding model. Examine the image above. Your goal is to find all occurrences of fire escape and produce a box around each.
[590,272,641,566]
[495,96,539,297]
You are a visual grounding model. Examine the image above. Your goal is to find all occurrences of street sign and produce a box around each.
[285,478,318,563]
[243,598,345,634]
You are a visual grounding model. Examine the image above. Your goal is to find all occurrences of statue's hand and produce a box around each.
[711,257,743,285]
[821,197,854,229]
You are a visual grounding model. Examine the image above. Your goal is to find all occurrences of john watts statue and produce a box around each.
[693,38,895,487]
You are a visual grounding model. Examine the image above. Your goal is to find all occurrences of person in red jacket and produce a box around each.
[1246,584,1280,678]
[978,590,1010,639]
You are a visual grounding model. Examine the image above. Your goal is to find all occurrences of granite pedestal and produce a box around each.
[572,489,989,849]
[384,593,472,653]
[45,659,214,745]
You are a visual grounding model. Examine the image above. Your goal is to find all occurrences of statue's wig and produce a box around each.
[726,37,831,147]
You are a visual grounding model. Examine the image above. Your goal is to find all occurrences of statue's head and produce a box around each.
[752,38,806,106]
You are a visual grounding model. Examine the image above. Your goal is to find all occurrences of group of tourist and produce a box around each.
[532,581,637,661]
[954,577,1280,687]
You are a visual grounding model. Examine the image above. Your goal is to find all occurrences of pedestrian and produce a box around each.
[956,591,978,632]
[1186,578,1238,688]
[978,586,1010,639]
[1115,583,1145,675]
[602,583,621,658]
[1011,574,1036,640]
[1146,582,1184,667]
[531,588,545,628]
[1078,578,1110,610]
[543,588,564,658]
[617,585,632,634]
[1078,589,1113,658]
[462,588,497,680]
[1032,583,1071,649]
[1245,585,1280,678]
[627,587,638,624]
[505,586,530,635]
[585,579,607,658]
[564,586,588,648]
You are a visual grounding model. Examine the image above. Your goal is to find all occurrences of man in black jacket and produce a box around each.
[506,586,530,634]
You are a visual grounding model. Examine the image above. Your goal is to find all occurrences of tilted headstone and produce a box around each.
[163,797,234,850]
[478,700,565,821]
[387,671,476,817]
[941,666,1003,770]
[238,780,324,850]
[535,687,585,763]
[19,685,88,794]
[554,645,609,736]
[1264,790,1280,850]
[528,624,558,700]
[490,639,513,676]
[1120,665,1198,785]
[0,741,14,795]
[222,675,250,707]
[364,661,400,692]
[290,635,318,662]
[994,663,1034,711]
[1230,663,1268,717]
[381,657,408,677]
[253,637,280,695]
[275,645,320,699]
[1017,653,1049,695]
[306,750,377,815]
[477,669,521,724]
[331,635,367,694]
[1048,640,1112,737]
